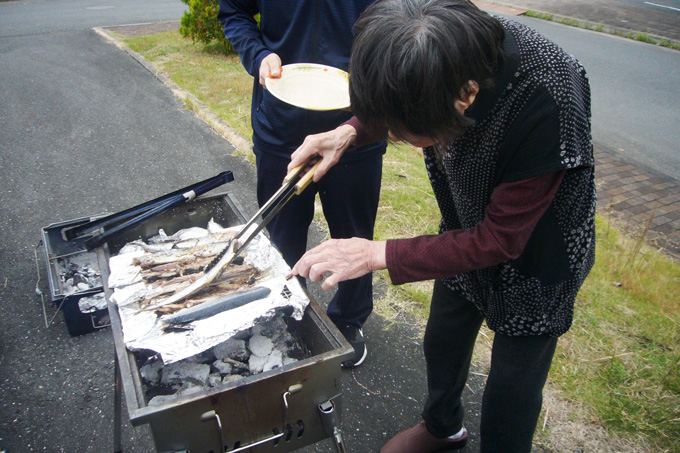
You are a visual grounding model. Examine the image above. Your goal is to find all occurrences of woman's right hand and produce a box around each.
[287,124,357,182]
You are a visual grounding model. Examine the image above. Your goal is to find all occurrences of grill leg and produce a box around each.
[318,400,348,453]
[114,353,122,453]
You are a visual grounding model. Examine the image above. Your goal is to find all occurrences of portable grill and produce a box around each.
[95,192,354,453]
[37,216,110,336]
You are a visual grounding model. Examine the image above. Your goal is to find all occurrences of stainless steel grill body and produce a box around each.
[97,192,353,452]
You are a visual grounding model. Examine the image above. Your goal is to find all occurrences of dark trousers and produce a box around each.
[255,151,383,328]
[422,280,558,452]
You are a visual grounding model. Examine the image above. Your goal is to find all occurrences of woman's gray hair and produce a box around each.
[350,0,505,142]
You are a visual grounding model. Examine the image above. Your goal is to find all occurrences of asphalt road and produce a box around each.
[488,0,680,180]
[505,0,680,40]
[0,0,677,452]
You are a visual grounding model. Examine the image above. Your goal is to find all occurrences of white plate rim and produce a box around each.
[265,63,350,111]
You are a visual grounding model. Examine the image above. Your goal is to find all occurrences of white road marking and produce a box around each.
[644,2,680,13]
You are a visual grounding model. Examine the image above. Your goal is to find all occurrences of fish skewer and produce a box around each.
[153,156,321,309]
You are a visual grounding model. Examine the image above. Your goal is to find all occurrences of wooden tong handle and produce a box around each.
[294,159,321,194]
[284,156,322,195]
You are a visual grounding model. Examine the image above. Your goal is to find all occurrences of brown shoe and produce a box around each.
[381,421,468,453]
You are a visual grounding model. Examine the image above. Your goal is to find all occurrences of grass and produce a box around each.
[123,30,680,451]
[550,215,680,450]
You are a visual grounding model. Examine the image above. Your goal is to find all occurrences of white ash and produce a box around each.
[248,334,274,357]
[142,313,309,405]
[78,292,107,313]
[57,252,102,296]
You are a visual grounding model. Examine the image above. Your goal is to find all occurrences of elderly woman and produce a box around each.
[289,0,596,451]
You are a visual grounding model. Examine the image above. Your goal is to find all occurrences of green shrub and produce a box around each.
[179,0,234,53]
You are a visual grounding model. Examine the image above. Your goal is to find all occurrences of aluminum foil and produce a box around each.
[107,221,310,364]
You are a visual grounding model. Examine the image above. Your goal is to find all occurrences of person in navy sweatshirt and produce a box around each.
[218,0,386,367]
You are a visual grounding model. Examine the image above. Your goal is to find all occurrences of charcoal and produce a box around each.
[78,292,107,313]
[224,357,250,374]
[57,252,102,295]
[184,349,215,364]
[248,354,266,374]
[140,360,164,385]
[283,356,297,366]
[161,362,210,387]
[222,374,241,385]
[208,374,222,388]
[139,311,310,404]
[212,338,248,362]
[248,334,274,357]
[249,347,284,374]
[178,384,203,396]
[263,349,283,372]
[212,359,233,375]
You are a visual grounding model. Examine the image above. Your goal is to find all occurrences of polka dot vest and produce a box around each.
[423,18,596,337]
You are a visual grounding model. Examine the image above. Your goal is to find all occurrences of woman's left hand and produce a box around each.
[288,124,357,183]
[291,238,387,290]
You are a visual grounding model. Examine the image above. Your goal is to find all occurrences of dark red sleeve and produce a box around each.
[342,116,387,149]
[385,170,566,285]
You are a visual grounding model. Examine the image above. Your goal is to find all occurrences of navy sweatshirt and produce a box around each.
[218,0,386,160]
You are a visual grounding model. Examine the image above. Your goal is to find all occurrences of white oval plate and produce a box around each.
[265,63,350,111]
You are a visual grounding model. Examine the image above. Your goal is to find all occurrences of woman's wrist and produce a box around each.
[369,240,387,271]
[334,123,358,151]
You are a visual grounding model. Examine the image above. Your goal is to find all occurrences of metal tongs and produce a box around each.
[61,171,235,250]
[155,155,321,308]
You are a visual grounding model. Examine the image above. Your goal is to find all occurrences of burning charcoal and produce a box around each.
[161,362,210,387]
[212,359,233,375]
[248,334,274,358]
[208,374,222,388]
[212,338,248,362]
[140,360,164,385]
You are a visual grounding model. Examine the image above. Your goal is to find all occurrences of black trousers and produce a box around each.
[422,280,558,452]
[255,151,383,328]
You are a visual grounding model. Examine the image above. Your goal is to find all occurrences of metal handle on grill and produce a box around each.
[319,399,348,453]
[200,383,304,453]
